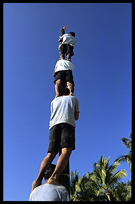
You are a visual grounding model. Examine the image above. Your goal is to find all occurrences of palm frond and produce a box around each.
[121,136,132,151]
[108,160,120,174]
[110,169,127,186]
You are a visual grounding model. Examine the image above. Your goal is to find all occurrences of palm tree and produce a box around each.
[71,174,89,201]
[85,171,106,201]
[70,169,80,201]
[70,170,104,201]
[111,180,131,201]
[70,156,130,201]
[91,156,127,201]
[115,133,132,171]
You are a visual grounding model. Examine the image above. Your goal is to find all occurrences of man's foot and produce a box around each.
[69,92,74,96]
[55,94,59,98]
[32,180,41,191]
[47,177,61,185]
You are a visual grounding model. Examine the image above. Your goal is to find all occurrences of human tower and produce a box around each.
[31,26,77,195]
[52,26,77,192]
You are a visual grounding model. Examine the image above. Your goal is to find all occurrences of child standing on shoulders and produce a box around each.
[58,31,76,61]
[53,59,75,97]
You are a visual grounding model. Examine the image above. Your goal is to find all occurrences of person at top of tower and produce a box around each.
[58,31,76,61]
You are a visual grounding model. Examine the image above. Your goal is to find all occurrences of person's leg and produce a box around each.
[66,45,73,61]
[55,79,62,97]
[60,53,65,60]
[67,54,71,61]
[67,81,74,95]
[47,148,72,185]
[32,152,57,191]
[60,44,66,60]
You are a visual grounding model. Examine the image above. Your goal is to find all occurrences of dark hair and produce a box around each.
[43,164,56,180]
[59,87,70,96]
[44,164,68,186]
[69,32,75,37]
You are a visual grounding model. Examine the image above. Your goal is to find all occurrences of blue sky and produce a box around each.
[3,3,132,201]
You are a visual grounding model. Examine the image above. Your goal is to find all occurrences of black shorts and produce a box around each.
[54,70,74,86]
[60,44,74,56]
[48,123,75,153]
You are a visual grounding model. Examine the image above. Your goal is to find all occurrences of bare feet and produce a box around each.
[55,95,59,98]
[32,180,41,191]
[69,92,74,96]
[47,177,61,185]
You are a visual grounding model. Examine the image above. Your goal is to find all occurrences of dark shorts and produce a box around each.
[48,123,75,153]
[54,70,74,86]
[60,44,74,56]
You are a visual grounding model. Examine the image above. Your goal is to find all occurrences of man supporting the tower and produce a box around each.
[29,164,70,201]
[32,88,79,191]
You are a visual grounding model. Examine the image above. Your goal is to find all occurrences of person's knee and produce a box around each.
[66,81,70,86]
[61,148,72,157]
[67,81,74,92]
[47,152,57,160]
[67,81,74,87]
[55,79,61,86]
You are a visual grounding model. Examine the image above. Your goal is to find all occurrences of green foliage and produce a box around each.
[115,133,132,171]
[111,181,131,201]
[70,134,132,201]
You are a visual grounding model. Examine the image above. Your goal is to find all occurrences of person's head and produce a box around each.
[69,32,75,37]
[43,164,67,184]
[43,164,56,180]
[59,87,70,96]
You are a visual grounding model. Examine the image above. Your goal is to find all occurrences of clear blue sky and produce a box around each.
[3,3,132,201]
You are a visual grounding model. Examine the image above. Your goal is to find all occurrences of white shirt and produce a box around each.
[59,33,76,47]
[49,95,79,129]
[54,59,74,73]
[29,184,70,201]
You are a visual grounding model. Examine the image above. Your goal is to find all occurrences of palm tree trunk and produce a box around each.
[105,184,111,201]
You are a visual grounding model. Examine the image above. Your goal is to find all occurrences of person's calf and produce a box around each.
[32,152,56,191]
[48,148,72,183]
[55,79,62,97]
[60,54,65,60]
[67,81,74,95]
[67,54,71,61]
